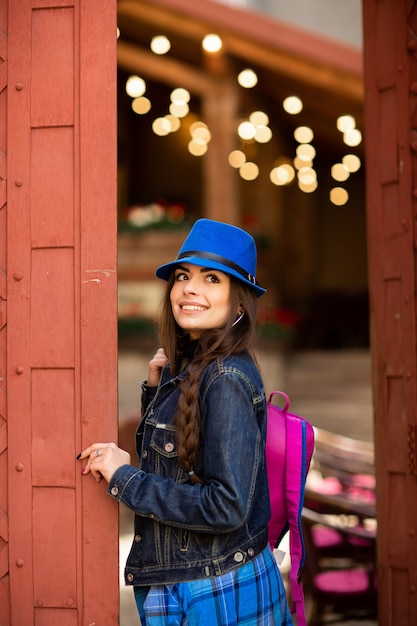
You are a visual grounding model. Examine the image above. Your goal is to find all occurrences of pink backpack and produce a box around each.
[266,391,315,626]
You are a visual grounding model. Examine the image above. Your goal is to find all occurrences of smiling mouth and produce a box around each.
[180,304,207,311]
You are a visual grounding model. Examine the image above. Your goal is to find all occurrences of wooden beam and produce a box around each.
[117,40,213,94]
[117,0,363,104]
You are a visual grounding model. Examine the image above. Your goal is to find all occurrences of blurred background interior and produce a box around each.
[116,1,377,623]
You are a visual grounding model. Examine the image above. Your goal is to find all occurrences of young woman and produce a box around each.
[78,219,292,625]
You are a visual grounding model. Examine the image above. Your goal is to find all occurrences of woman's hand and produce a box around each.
[77,442,131,483]
[147,347,168,386]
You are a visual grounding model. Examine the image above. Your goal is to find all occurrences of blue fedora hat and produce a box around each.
[155,218,266,297]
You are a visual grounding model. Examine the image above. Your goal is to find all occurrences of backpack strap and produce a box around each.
[267,391,314,626]
[285,414,309,626]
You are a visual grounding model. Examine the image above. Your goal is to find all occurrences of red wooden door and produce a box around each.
[2,1,119,624]
[363,1,417,624]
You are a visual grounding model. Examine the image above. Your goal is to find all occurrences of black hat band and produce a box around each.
[177,250,259,286]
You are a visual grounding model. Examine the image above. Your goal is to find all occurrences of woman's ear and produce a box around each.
[232,309,245,327]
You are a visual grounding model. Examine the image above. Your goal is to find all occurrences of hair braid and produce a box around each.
[159,274,259,485]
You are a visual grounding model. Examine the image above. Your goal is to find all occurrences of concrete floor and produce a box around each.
[118,348,377,626]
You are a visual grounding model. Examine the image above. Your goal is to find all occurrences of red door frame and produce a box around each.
[363,1,417,623]
[2,1,119,624]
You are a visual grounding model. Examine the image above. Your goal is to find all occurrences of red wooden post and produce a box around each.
[4,1,118,624]
[363,1,417,623]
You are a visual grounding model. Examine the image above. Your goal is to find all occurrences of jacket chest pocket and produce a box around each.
[150,424,178,458]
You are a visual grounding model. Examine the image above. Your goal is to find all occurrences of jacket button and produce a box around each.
[165,442,174,452]
[248,548,254,557]
[233,551,244,563]
[127,573,134,582]
[142,450,148,459]
[134,534,142,543]
[110,486,118,496]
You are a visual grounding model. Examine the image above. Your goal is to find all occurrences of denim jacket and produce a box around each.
[108,349,271,586]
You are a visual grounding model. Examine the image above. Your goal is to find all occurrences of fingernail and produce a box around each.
[81,467,87,474]
[76,453,82,460]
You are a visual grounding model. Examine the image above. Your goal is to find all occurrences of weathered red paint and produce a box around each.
[363,0,417,623]
[3,1,118,624]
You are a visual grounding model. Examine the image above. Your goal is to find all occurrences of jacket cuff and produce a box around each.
[107,464,143,501]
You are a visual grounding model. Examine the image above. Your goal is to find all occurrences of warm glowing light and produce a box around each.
[238,121,256,140]
[132,97,151,115]
[170,88,190,103]
[330,187,349,205]
[192,126,211,143]
[283,96,303,114]
[117,28,120,39]
[293,156,312,170]
[202,34,223,53]
[228,150,246,168]
[331,163,350,182]
[296,144,316,161]
[342,154,361,172]
[169,102,189,118]
[152,117,171,136]
[299,180,318,193]
[250,111,269,126]
[270,164,295,186]
[343,129,362,147]
[298,167,317,185]
[254,126,272,143]
[337,115,356,132]
[126,75,146,98]
[294,126,314,143]
[237,69,258,88]
[188,138,208,156]
[239,162,259,180]
[151,35,171,55]
[165,114,180,132]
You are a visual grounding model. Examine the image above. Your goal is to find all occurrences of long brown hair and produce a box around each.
[158,272,259,483]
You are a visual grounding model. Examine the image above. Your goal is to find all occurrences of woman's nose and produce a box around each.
[183,277,199,294]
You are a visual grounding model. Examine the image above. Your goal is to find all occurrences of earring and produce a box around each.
[232,310,245,327]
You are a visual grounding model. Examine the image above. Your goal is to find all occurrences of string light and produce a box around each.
[171,88,190,104]
[132,97,151,115]
[294,126,314,143]
[188,138,208,156]
[152,117,171,136]
[169,102,189,118]
[337,115,356,132]
[330,187,349,205]
[228,150,246,168]
[202,34,223,53]
[126,75,146,98]
[165,114,180,132]
[237,69,258,88]
[342,154,361,172]
[239,162,259,180]
[270,164,295,186]
[331,163,350,182]
[296,144,316,161]
[238,121,256,140]
[343,128,362,147]
[151,36,171,55]
[283,96,303,114]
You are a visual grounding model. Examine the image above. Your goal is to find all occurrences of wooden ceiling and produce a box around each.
[117,0,364,152]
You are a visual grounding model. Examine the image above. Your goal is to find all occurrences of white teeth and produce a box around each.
[181,305,205,311]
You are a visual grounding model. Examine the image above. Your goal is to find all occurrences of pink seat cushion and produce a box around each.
[312,525,344,548]
[315,568,370,593]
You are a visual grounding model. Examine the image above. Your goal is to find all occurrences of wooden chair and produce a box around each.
[311,428,375,499]
[301,507,377,625]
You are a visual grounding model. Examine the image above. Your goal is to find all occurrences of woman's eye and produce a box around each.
[175,272,188,281]
[207,273,220,283]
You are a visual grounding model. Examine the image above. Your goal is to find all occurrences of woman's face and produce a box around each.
[170,263,232,339]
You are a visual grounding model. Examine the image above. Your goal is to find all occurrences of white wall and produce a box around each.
[217,0,363,49]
